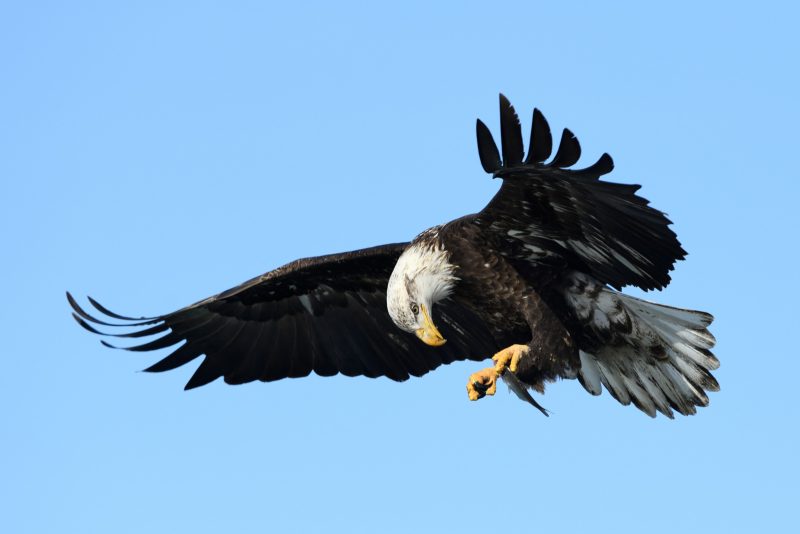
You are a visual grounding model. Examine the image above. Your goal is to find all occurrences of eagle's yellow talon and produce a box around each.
[467,344,533,402]
[466,368,498,401]
[492,344,529,374]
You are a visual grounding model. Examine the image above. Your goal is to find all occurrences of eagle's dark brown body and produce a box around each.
[432,218,579,390]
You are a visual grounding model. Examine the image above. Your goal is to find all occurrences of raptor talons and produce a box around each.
[467,368,497,401]
[466,344,531,402]
[492,344,529,375]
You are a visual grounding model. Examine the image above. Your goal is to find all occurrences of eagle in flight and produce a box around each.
[69,95,718,418]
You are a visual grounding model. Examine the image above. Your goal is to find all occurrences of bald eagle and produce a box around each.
[69,95,718,418]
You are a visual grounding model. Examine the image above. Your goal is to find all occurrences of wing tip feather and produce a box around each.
[477,97,610,177]
[476,118,502,173]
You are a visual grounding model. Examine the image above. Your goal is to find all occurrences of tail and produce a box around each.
[565,274,718,418]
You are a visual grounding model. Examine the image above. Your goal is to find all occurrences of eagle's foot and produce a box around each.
[492,344,529,375]
[467,367,498,401]
[466,345,530,401]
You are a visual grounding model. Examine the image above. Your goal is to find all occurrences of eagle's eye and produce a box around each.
[410,303,419,315]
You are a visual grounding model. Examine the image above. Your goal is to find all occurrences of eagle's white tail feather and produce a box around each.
[573,286,718,418]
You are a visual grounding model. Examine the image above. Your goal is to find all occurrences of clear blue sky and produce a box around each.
[2,1,798,532]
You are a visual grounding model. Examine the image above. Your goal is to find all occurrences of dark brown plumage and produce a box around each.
[69,95,718,417]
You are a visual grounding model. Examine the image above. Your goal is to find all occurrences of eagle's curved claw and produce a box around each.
[492,344,530,375]
[467,368,498,401]
[467,344,531,402]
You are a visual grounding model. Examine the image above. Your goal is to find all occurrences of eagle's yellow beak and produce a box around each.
[415,304,446,346]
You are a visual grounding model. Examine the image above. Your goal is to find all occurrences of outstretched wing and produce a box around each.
[474,95,686,291]
[69,244,499,389]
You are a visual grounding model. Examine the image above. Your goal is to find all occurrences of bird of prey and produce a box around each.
[69,95,718,418]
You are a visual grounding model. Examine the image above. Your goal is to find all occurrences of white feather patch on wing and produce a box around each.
[565,270,718,417]
[578,350,602,396]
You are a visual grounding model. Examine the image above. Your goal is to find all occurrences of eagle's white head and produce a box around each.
[386,240,457,346]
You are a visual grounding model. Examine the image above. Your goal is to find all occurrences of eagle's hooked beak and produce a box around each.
[415,304,446,346]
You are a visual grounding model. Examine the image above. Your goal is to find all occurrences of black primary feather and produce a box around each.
[476,119,501,173]
[550,128,581,168]
[526,108,553,164]
[499,94,524,167]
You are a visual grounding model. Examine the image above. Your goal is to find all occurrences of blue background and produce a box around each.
[3,1,798,532]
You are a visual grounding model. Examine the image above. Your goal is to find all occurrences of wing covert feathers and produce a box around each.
[475,94,686,291]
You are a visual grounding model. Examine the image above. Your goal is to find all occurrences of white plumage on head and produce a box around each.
[386,239,458,332]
